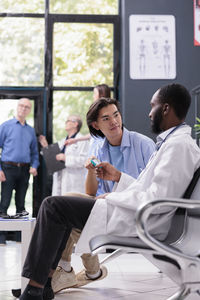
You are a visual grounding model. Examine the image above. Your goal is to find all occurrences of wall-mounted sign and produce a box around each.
[129,15,176,80]
[194,0,200,46]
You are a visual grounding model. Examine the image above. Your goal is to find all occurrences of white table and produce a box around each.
[0,217,36,291]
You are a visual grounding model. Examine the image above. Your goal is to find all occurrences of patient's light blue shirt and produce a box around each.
[93,127,155,196]
[88,135,104,156]
[0,118,39,170]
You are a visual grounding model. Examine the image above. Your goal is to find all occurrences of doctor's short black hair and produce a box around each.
[158,83,191,120]
[86,97,121,138]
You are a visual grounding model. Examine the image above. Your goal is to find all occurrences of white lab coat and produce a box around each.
[76,125,200,253]
[52,133,90,196]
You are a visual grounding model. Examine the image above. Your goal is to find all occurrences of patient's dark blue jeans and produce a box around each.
[22,195,95,285]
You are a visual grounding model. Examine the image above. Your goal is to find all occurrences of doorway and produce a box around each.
[0,88,47,217]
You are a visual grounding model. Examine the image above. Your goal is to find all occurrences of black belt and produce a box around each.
[2,161,30,167]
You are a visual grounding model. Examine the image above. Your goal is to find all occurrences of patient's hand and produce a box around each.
[96,162,121,182]
[85,156,96,171]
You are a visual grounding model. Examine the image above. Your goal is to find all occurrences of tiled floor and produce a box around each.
[0,241,179,300]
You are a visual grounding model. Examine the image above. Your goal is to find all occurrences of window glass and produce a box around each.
[53,23,113,87]
[0,18,44,86]
[0,0,44,13]
[0,99,35,216]
[0,99,34,128]
[50,0,118,15]
[53,91,93,142]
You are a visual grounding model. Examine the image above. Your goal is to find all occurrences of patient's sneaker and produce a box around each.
[75,265,108,288]
[51,267,77,293]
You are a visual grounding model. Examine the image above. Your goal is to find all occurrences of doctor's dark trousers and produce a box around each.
[22,195,95,285]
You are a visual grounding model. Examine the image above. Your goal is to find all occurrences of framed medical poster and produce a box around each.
[129,15,176,80]
[194,0,200,46]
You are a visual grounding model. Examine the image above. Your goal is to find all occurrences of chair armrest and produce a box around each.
[135,198,200,265]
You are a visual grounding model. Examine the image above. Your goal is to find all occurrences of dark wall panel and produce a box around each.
[120,0,200,141]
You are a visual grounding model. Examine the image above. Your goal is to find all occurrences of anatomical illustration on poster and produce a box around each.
[129,15,176,80]
[194,0,200,46]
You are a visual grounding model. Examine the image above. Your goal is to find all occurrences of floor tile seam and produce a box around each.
[91,285,174,295]
[107,272,175,283]
[107,271,162,276]
[105,284,176,294]
[110,273,166,282]
[105,291,144,299]
[102,290,169,300]
[129,286,176,294]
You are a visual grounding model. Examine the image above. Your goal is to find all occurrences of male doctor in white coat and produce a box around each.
[19,83,200,300]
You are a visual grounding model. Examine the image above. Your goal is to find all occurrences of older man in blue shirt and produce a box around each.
[0,98,39,222]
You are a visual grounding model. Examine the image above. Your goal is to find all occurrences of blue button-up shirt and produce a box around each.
[93,127,155,195]
[0,118,39,170]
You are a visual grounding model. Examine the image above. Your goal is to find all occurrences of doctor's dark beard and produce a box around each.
[151,107,163,134]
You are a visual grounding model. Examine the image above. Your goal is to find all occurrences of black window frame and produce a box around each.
[0,0,120,215]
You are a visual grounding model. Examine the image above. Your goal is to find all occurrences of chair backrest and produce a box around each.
[169,167,200,256]
[182,166,200,200]
[163,166,200,245]
[184,166,200,216]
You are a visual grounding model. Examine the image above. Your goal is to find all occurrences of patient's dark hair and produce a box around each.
[87,97,121,138]
[158,83,191,120]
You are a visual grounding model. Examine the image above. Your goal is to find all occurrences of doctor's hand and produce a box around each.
[0,170,6,182]
[39,135,48,148]
[56,153,65,161]
[96,162,121,182]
